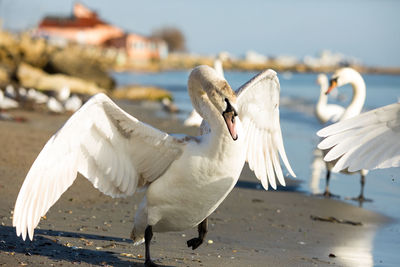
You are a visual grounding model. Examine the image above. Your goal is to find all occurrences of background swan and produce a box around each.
[13,65,294,266]
[315,73,345,124]
[310,73,345,193]
[318,102,400,171]
[320,67,369,201]
[184,59,225,127]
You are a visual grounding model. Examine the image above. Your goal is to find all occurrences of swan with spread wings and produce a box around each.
[318,102,400,172]
[13,65,295,267]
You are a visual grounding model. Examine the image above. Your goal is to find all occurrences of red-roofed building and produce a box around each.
[36,3,167,61]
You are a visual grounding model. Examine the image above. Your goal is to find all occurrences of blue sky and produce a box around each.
[1,0,399,67]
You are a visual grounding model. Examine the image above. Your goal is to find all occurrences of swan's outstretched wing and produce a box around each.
[318,102,400,172]
[236,70,295,190]
[13,93,185,241]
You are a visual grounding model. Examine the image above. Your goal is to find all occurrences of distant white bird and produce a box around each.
[315,73,345,124]
[27,88,49,104]
[184,59,225,127]
[213,58,224,79]
[5,84,17,99]
[64,95,83,112]
[0,89,19,109]
[319,67,369,201]
[13,66,294,266]
[47,97,64,113]
[318,102,400,172]
[57,86,71,102]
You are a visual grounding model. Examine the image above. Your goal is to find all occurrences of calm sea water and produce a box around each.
[112,70,400,266]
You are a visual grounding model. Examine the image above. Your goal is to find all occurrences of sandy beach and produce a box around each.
[0,101,390,266]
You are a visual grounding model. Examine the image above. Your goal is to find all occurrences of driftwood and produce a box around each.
[310,215,362,226]
[17,63,106,95]
[111,85,172,101]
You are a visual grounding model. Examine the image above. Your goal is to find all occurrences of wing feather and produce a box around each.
[318,102,400,171]
[13,93,185,240]
[266,134,277,189]
[236,69,295,190]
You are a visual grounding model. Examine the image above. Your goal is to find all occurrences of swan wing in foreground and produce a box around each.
[236,69,295,190]
[13,93,185,241]
[318,102,400,172]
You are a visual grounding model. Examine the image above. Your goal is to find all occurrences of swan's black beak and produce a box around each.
[223,99,238,141]
[326,77,338,95]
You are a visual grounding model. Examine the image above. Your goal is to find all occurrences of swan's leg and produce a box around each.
[351,173,372,204]
[187,218,208,250]
[144,226,158,267]
[321,170,339,198]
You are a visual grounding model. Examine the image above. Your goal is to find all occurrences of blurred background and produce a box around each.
[0,1,399,266]
[1,0,399,69]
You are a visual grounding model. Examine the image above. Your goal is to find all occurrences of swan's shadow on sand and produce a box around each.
[0,226,172,266]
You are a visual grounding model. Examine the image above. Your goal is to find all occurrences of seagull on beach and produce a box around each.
[318,67,369,202]
[47,97,64,113]
[64,94,83,112]
[27,88,49,104]
[318,102,400,172]
[5,84,17,99]
[13,65,295,267]
[57,86,71,103]
[0,89,19,109]
[45,86,83,113]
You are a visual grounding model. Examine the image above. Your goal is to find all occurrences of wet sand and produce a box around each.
[0,101,390,266]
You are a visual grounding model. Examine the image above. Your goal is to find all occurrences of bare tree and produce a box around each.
[151,26,186,52]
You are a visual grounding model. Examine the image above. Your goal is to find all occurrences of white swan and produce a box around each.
[315,73,345,124]
[13,65,295,266]
[320,67,369,201]
[318,102,400,171]
[310,74,345,193]
[184,59,225,127]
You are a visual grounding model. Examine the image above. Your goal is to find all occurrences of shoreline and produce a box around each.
[0,103,392,266]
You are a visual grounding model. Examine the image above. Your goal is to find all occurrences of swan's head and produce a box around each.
[189,65,239,140]
[316,74,328,86]
[222,97,238,141]
[209,80,238,141]
[326,67,361,95]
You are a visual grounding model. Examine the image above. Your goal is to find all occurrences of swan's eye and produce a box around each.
[329,77,338,87]
[224,98,238,116]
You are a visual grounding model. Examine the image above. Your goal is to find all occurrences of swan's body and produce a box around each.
[320,67,369,201]
[184,59,225,127]
[13,66,294,266]
[315,74,345,124]
[318,102,400,171]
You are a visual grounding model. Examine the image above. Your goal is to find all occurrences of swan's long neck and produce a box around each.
[342,74,366,120]
[188,68,225,136]
[316,81,328,109]
[315,78,329,123]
